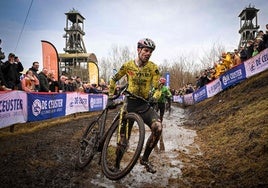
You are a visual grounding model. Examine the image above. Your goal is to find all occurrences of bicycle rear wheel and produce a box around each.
[101,112,145,180]
[76,119,100,168]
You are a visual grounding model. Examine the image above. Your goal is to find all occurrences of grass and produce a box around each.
[180,70,268,187]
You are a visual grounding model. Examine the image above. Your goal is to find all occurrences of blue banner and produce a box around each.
[89,94,103,111]
[193,86,207,103]
[165,72,170,88]
[220,63,246,90]
[27,93,66,122]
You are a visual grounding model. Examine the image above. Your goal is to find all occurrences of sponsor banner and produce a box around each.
[220,63,246,90]
[41,40,59,80]
[193,86,207,103]
[206,78,222,98]
[0,91,27,128]
[89,94,104,111]
[173,95,183,103]
[27,93,66,122]
[103,94,108,108]
[183,93,194,105]
[165,72,170,88]
[66,92,89,115]
[244,48,268,78]
[88,62,99,84]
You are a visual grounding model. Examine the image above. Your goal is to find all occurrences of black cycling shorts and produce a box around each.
[126,98,160,128]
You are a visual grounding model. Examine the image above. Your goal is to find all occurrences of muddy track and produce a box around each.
[0,105,200,188]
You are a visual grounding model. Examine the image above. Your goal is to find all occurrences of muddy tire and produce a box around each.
[101,112,145,180]
[76,119,99,168]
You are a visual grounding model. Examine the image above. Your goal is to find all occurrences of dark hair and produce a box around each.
[32,61,39,66]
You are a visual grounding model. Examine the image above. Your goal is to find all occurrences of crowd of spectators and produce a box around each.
[170,24,268,96]
[0,40,109,94]
[1,24,267,96]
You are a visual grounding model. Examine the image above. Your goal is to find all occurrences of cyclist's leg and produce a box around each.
[154,103,165,152]
[158,103,165,151]
[158,103,165,122]
[139,108,162,173]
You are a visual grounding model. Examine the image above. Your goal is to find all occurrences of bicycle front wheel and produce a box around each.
[76,119,100,168]
[101,112,145,180]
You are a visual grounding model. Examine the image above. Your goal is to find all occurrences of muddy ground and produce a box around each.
[0,105,197,188]
[0,70,268,188]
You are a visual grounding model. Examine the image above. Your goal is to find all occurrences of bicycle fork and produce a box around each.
[115,103,130,169]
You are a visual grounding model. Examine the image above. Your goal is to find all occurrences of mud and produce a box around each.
[0,105,198,188]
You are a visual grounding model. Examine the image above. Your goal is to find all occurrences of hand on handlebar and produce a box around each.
[148,97,158,107]
[107,98,116,109]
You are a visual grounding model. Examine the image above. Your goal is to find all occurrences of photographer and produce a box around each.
[0,39,11,91]
[1,53,24,90]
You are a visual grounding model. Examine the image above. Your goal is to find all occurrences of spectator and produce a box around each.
[252,43,259,57]
[239,46,247,63]
[233,49,242,67]
[75,76,83,90]
[38,68,49,92]
[1,53,24,90]
[63,78,76,92]
[199,69,210,88]
[28,61,40,91]
[214,62,227,78]
[0,69,10,90]
[263,24,268,49]
[21,70,39,92]
[185,83,194,94]
[245,40,254,60]
[47,72,59,92]
[221,52,233,70]
[58,75,68,92]
[86,83,101,94]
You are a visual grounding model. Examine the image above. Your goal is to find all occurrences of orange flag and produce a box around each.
[41,40,59,80]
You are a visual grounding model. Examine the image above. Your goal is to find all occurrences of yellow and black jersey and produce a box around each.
[109,60,160,99]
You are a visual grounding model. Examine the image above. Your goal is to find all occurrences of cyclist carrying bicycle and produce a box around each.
[152,77,172,152]
[107,38,161,174]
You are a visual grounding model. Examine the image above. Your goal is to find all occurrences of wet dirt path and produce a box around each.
[84,105,201,187]
[0,105,201,188]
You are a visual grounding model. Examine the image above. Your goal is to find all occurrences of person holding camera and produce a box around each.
[0,39,12,91]
[1,53,24,90]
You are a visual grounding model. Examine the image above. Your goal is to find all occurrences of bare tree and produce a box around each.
[99,45,136,84]
[200,42,226,69]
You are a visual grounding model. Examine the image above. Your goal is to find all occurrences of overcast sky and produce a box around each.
[0,0,267,70]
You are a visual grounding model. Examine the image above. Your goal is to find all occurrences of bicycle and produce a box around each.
[77,85,149,180]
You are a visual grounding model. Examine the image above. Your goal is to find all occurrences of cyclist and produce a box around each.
[153,77,172,152]
[107,38,161,174]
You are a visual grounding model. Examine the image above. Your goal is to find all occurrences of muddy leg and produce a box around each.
[159,133,165,151]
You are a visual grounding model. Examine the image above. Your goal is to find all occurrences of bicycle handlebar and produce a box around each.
[110,84,149,104]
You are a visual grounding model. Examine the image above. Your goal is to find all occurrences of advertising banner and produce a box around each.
[66,92,89,115]
[173,95,183,103]
[244,48,268,78]
[41,40,59,80]
[165,72,170,88]
[206,78,222,98]
[0,91,27,128]
[220,63,246,90]
[27,93,66,122]
[89,94,104,111]
[193,86,207,103]
[183,93,194,105]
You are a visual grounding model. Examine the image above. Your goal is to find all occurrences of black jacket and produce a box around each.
[1,61,23,89]
[38,72,49,92]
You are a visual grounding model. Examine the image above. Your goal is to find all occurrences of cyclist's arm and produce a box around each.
[166,88,172,98]
[108,64,127,97]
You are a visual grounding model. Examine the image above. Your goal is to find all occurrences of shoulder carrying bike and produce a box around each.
[77,85,149,180]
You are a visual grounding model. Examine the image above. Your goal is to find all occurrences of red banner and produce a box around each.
[41,40,59,80]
